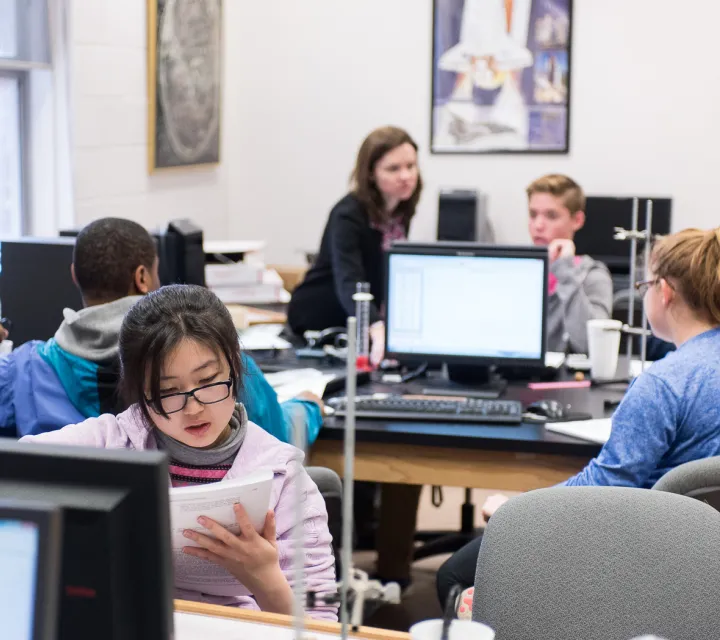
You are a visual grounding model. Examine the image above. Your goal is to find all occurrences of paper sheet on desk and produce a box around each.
[170,469,273,596]
[239,324,291,350]
[265,368,337,403]
[546,418,612,444]
[175,611,338,639]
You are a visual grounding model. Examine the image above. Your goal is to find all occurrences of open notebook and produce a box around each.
[545,418,612,444]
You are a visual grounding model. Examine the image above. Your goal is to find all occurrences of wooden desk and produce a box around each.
[226,304,287,328]
[175,600,410,639]
[310,382,621,491]
[310,440,589,491]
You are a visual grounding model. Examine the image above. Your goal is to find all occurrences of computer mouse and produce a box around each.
[526,399,567,420]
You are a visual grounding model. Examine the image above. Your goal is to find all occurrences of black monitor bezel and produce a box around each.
[384,242,548,368]
[0,500,62,640]
[0,441,173,640]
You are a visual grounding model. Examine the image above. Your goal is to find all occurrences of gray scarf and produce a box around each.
[155,403,248,466]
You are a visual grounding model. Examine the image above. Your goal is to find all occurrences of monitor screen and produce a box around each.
[575,197,672,270]
[0,519,39,640]
[385,245,548,365]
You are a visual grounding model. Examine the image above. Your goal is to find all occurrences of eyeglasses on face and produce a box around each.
[634,279,660,296]
[149,378,233,415]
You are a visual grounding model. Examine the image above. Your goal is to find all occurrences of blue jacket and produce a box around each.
[565,327,720,488]
[0,342,322,445]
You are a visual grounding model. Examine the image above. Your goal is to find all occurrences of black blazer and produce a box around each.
[288,194,408,335]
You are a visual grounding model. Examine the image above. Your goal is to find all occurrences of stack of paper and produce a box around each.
[546,418,612,444]
[211,269,290,305]
[264,368,337,403]
[238,324,291,351]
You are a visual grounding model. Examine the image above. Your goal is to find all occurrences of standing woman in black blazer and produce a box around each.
[288,126,423,366]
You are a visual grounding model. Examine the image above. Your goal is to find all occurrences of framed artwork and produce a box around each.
[147,0,222,172]
[431,0,572,154]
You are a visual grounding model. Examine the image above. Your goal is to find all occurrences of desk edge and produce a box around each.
[174,599,411,639]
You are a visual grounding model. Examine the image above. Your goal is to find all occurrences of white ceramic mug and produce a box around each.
[587,319,622,380]
[410,619,495,640]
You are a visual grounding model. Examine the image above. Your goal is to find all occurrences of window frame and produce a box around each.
[0,0,52,237]
[0,68,28,236]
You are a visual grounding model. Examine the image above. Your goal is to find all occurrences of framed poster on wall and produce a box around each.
[431,0,572,154]
[147,0,222,172]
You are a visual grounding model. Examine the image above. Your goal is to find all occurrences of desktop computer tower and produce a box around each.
[437,189,494,243]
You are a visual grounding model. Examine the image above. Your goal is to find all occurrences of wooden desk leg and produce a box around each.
[375,483,422,581]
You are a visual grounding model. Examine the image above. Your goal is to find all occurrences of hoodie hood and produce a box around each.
[54,296,141,362]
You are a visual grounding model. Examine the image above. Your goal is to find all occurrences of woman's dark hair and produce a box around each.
[351,126,423,227]
[119,284,243,425]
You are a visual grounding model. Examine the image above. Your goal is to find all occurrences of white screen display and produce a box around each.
[0,519,39,640]
[386,253,545,361]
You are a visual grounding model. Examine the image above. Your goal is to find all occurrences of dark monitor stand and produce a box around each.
[419,364,509,399]
[384,242,549,400]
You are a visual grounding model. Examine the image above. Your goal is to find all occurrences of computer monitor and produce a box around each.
[0,500,62,640]
[157,219,206,287]
[437,189,494,243]
[575,197,672,273]
[0,238,82,346]
[385,242,548,369]
[0,440,173,640]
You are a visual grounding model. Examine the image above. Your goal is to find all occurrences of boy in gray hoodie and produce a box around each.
[527,174,613,353]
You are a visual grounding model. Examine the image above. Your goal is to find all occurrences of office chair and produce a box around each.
[306,466,343,574]
[472,486,720,640]
[413,486,480,561]
[653,456,720,512]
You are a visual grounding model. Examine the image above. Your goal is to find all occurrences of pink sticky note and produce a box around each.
[527,380,591,391]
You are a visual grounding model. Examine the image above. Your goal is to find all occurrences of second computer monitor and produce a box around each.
[385,243,548,367]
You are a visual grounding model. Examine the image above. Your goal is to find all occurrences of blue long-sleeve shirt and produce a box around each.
[239,354,324,446]
[565,327,720,489]
[0,342,323,446]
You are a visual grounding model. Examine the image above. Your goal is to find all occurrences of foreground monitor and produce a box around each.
[0,440,173,640]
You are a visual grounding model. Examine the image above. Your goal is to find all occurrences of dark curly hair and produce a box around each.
[73,218,157,303]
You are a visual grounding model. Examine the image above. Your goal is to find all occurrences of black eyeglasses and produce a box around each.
[634,279,659,296]
[149,379,233,415]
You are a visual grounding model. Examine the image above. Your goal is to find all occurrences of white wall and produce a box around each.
[225,0,720,264]
[69,0,228,239]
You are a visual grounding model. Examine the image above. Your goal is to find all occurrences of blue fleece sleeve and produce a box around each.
[0,353,17,436]
[239,354,325,446]
[240,354,290,443]
[281,399,323,446]
[563,373,678,488]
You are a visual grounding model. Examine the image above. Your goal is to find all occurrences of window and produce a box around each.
[0,73,22,236]
[0,0,51,237]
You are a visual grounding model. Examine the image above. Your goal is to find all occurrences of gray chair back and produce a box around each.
[472,486,720,640]
[653,456,720,512]
[306,466,342,573]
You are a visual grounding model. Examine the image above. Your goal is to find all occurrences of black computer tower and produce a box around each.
[437,189,494,243]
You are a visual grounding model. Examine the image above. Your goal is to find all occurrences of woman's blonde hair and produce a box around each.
[651,227,720,324]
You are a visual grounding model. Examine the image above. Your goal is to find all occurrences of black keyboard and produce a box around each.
[327,395,523,425]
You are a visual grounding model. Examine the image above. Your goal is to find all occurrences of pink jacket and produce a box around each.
[21,407,338,621]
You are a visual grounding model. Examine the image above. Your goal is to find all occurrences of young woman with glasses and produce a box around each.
[438,227,720,610]
[21,284,337,620]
